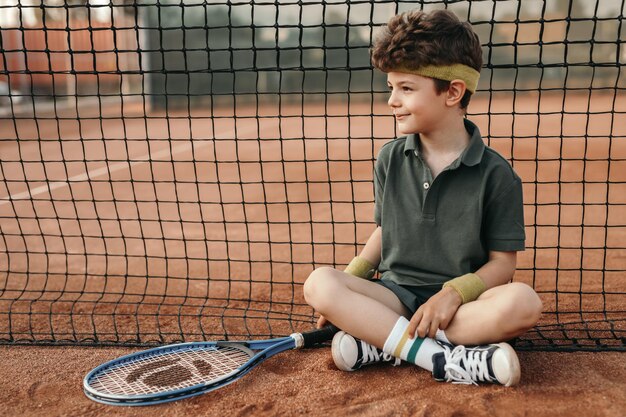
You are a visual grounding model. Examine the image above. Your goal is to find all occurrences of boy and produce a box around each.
[303,9,542,386]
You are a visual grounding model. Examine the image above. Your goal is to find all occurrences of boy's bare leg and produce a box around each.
[303,267,410,348]
[443,282,542,346]
[305,268,537,386]
[305,269,542,348]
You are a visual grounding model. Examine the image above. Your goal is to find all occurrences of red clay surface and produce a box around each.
[1,344,625,417]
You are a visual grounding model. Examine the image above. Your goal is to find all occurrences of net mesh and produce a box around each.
[0,0,624,351]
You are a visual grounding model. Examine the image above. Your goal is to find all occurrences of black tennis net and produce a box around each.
[0,0,624,351]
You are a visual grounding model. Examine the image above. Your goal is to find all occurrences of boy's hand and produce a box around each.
[407,286,462,339]
[316,314,328,329]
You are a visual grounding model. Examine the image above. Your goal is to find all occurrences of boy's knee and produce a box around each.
[504,282,543,329]
[303,266,340,309]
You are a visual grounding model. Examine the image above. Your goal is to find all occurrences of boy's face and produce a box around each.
[386,71,448,136]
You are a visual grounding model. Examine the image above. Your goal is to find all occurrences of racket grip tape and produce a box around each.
[301,324,340,348]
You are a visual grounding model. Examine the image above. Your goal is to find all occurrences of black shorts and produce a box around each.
[373,278,440,315]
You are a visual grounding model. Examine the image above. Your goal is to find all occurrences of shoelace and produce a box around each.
[441,344,495,385]
[360,340,401,367]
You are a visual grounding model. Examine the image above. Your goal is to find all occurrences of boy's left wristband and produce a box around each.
[344,256,376,279]
[442,273,486,304]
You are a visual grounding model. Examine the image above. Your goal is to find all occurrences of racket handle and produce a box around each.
[301,324,340,348]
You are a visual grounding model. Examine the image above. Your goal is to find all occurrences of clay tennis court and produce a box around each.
[1,89,625,415]
[2,94,625,345]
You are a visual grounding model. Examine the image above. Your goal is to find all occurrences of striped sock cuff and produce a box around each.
[395,332,424,364]
[382,316,410,355]
[382,316,425,363]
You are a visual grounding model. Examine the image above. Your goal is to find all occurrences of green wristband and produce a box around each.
[344,256,376,279]
[443,273,486,304]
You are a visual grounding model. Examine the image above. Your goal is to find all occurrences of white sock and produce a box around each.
[382,317,443,372]
[435,329,450,344]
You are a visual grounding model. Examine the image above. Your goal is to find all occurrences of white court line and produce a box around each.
[0,120,274,207]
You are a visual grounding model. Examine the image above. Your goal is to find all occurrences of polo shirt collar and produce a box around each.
[403,119,485,167]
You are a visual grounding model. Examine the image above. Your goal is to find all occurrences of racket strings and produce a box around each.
[88,345,252,396]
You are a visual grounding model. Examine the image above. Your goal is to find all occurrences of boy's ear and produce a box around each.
[446,80,467,107]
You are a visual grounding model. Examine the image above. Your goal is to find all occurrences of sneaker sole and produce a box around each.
[495,342,521,387]
[331,331,356,372]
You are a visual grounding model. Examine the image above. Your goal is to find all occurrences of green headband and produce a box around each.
[396,63,480,93]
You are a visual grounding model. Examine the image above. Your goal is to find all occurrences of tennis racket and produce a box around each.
[83,325,338,406]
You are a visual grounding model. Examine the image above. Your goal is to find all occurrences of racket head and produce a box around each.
[83,326,338,406]
[83,340,291,406]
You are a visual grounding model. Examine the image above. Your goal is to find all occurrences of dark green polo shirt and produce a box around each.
[374,119,525,292]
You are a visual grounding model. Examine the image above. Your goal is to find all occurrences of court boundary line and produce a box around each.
[0,120,276,207]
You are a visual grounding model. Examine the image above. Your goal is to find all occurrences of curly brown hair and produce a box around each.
[371,9,483,108]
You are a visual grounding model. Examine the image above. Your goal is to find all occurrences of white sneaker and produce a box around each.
[331,331,401,371]
[432,342,521,387]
